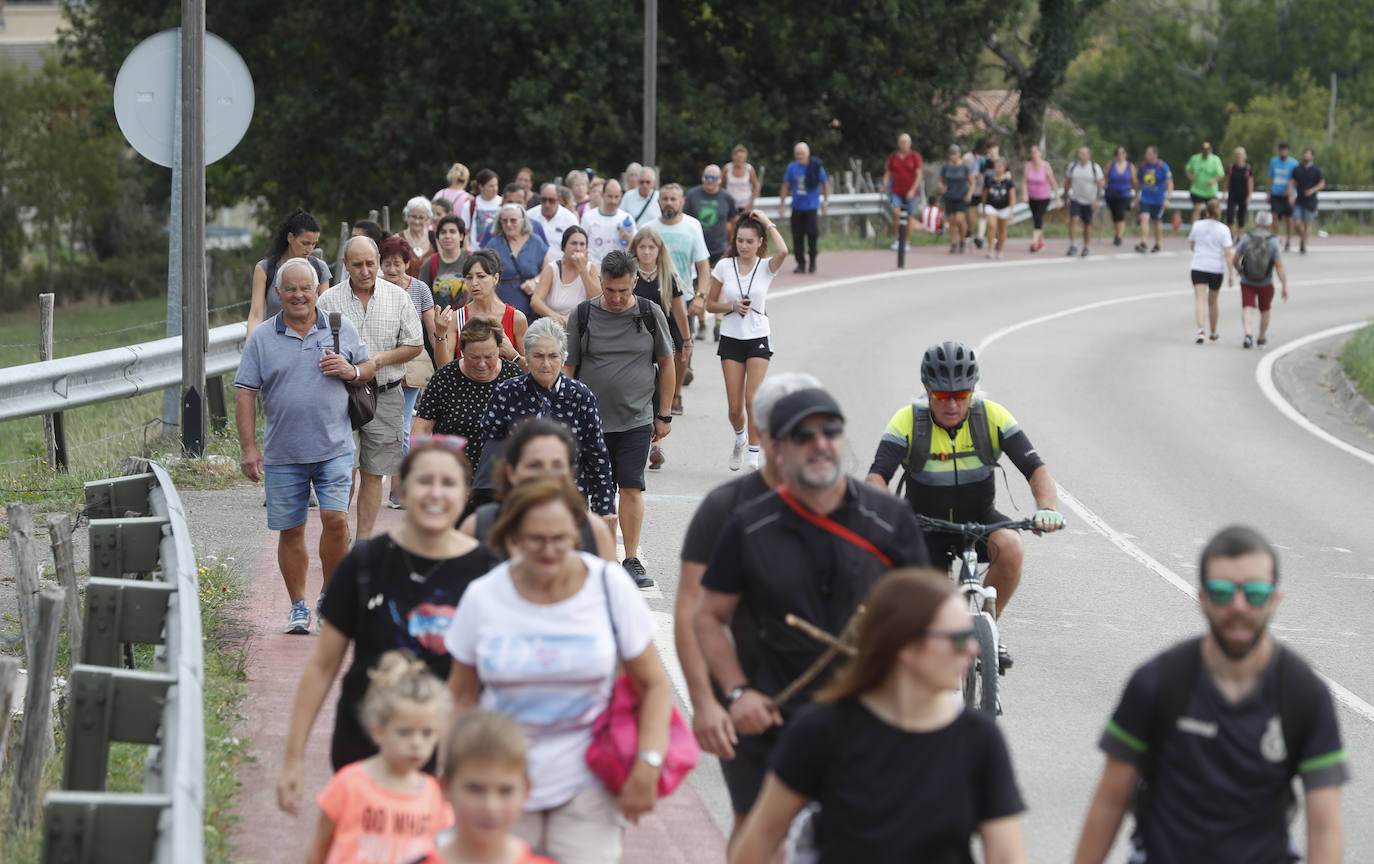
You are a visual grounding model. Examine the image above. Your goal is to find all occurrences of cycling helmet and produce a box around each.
[920,341,979,391]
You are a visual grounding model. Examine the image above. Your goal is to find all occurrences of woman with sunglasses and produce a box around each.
[433,249,527,369]
[730,569,1028,864]
[445,474,674,864]
[276,436,498,814]
[704,211,789,472]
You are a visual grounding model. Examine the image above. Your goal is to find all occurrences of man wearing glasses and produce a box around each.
[1074,525,1346,864]
[528,182,578,261]
[865,341,1063,638]
[695,386,929,838]
[623,165,662,227]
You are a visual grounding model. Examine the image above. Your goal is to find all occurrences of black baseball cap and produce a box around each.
[769,388,845,441]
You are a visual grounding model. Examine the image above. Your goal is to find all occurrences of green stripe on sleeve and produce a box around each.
[1299,750,1348,774]
[1106,720,1148,754]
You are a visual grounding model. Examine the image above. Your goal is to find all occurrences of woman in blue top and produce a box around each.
[486,204,549,319]
[1105,146,1137,247]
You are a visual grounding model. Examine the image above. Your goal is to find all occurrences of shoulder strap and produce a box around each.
[1276,644,1325,779]
[904,404,932,470]
[634,296,658,336]
[427,254,439,285]
[968,401,999,466]
[573,300,592,377]
[777,484,892,567]
[1148,637,1205,767]
[633,191,656,222]
[598,562,622,665]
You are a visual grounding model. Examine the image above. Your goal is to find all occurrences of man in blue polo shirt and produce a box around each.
[779,141,829,274]
[1267,141,1300,252]
[235,257,372,634]
[1135,145,1174,254]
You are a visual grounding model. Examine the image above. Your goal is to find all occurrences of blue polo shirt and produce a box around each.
[234,310,368,465]
[1268,155,1299,195]
[783,160,828,211]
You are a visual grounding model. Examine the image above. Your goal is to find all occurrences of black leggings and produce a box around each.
[1028,198,1051,229]
[791,208,819,264]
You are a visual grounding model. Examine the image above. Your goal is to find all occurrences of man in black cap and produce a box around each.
[693,385,930,840]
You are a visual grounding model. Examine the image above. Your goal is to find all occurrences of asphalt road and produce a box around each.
[633,242,1374,859]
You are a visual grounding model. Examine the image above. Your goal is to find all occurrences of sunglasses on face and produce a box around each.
[409,433,469,453]
[540,197,558,204]
[788,419,844,445]
[922,628,976,650]
[702,174,721,181]
[930,389,972,402]
[1204,579,1275,607]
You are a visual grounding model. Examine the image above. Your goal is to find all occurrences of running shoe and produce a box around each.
[1134,242,1148,253]
[285,600,311,635]
[622,557,654,589]
[1300,245,1307,254]
[1029,242,1038,253]
[1066,245,1078,256]
[1243,334,1254,349]
[671,394,683,415]
[1256,337,1267,349]
[949,243,957,254]
[1151,245,1162,253]
[648,444,664,469]
[998,642,1014,674]
[683,366,694,386]
[1284,242,1292,252]
[386,493,404,510]
[712,320,720,342]
[1195,329,1206,344]
[793,264,806,274]
[696,319,708,340]
[1081,246,1090,257]
[890,238,901,251]
[1114,236,1122,246]
[994,251,1002,260]
[973,236,984,249]
[1209,332,1219,343]
[958,242,966,254]
[314,594,326,634]
[808,260,816,273]
[729,440,746,471]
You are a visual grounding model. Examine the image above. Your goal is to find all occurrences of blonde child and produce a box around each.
[308,651,454,864]
[411,710,556,864]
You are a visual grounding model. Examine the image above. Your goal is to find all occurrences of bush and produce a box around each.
[1341,324,1374,404]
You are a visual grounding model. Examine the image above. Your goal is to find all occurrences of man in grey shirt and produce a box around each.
[235,258,372,634]
[564,248,674,587]
[1233,210,1289,349]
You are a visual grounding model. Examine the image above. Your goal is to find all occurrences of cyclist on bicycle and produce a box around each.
[866,341,1063,651]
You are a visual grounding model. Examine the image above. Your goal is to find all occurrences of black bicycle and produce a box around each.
[915,515,1041,716]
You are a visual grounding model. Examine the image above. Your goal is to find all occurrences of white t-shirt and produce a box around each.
[444,553,654,811]
[581,207,634,266]
[711,256,776,341]
[468,195,503,244]
[643,216,709,291]
[622,188,661,226]
[1188,219,1234,273]
[529,205,580,262]
[1066,162,1104,205]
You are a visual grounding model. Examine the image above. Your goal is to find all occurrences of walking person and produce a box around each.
[622,165,662,228]
[1291,147,1326,254]
[420,214,470,312]
[627,226,691,444]
[779,142,828,273]
[726,144,760,213]
[531,226,601,327]
[378,234,440,510]
[433,163,472,217]
[445,475,676,864]
[1187,199,1234,344]
[980,157,1016,259]
[683,165,739,340]
[580,179,635,267]
[730,570,1029,864]
[1233,211,1289,349]
[1135,146,1173,253]
[276,437,497,809]
[465,169,503,250]
[704,212,789,471]
[399,197,437,280]
[528,182,580,261]
[1073,525,1348,864]
[966,139,995,250]
[1022,144,1058,253]
[882,133,923,250]
[1064,147,1104,257]
[938,145,973,253]
[1223,146,1254,238]
[642,185,708,415]
[247,209,332,332]
[1267,141,1300,251]
[486,204,549,319]
[1104,146,1137,247]
[433,249,528,370]
[1185,140,1225,225]
[236,258,370,634]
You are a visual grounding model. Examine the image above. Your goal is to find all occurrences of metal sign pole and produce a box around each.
[180,0,207,456]
[642,0,656,169]
[162,33,183,438]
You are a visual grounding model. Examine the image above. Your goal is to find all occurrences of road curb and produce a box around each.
[1332,361,1374,431]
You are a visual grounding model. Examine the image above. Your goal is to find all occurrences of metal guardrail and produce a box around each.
[42,462,205,864]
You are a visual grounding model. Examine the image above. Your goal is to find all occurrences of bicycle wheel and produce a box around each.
[962,612,999,715]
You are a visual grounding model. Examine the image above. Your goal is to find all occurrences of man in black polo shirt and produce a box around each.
[693,385,930,837]
[1074,525,1347,864]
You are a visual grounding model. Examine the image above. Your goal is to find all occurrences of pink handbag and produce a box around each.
[584,564,700,796]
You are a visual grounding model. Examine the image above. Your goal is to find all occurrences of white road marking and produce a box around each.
[978,284,1374,724]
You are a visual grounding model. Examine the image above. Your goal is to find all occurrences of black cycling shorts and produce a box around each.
[1106,194,1132,223]
[922,507,1012,567]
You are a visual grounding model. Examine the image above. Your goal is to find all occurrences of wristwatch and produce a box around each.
[433,334,447,342]
[351,364,361,382]
[656,413,673,424]
[637,750,664,769]
[726,684,749,706]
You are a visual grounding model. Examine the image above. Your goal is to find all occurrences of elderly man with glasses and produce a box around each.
[623,165,662,227]
[528,181,579,261]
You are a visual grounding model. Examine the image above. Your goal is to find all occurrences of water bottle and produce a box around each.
[620,215,633,246]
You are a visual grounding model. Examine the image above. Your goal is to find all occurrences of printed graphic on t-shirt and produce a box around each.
[406,603,456,654]
[432,277,467,310]
[696,199,723,230]
[479,633,605,730]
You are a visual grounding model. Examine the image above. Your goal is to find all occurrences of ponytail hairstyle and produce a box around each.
[359,650,450,730]
[265,208,321,262]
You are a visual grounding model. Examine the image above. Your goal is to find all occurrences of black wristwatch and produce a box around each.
[656,413,673,424]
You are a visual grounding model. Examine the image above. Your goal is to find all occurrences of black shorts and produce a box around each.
[1224,198,1248,227]
[1106,195,1132,222]
[922,507,1010,567]
[720,731,776,814]
[1028,198,1051,229]
[1190,269,1224,291]
[1269,194,1292,217]
[602,424,653,491]
[944,197,968,215]
[1189,192,1215,206]
[717,334,773,363]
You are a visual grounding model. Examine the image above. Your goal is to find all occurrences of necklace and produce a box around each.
[734,256,759,303]
[637,266,658,282]
[397,542,447,584]
[406,229,428,256]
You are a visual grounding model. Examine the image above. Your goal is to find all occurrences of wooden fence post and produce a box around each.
[335,221,349,278]
[8,586,66,829]
[0,656,18,774]
[7,502,40,653]
[46,513,83,666]
[39,293,69,472]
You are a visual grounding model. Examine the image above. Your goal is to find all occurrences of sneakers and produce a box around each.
[1209,332,1219,343]
[949,243,957,254]
[314,594,326,634]
[386,493,404,510]
[648,444,665,470]
[958,241,966,254]
[729,440,746,471]
[1256,337,1268,349]
[1300,245,1307,254]
[671,394,684,415]
[1066,245,1078,256]
[712,319,720,342]
[1113,236,1122,246]
[1284,242,1292,252]
[1151,244,1161,253]
[696,319,708,340]
[890,238,901,251]
[285,600,311,635]
[998,642,1014,674]
[682,366,694,387]
[973,236,984,249]
[808,260,816,273]
[1243,334,1254,349]
[622,557,654,589]
[1029,242,1039,253]
[1195,329,1206,344]
[1081,246,1090,257]
[1134,242,1148,253]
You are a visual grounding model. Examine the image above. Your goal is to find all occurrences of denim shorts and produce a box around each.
[888,191,916,211]
[264,452,353,530]
[1293,202,1317,222]
[1141,202,1165,222]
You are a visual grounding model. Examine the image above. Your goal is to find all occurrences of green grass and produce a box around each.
[0,559,247,864]
[1341,324,1374,403]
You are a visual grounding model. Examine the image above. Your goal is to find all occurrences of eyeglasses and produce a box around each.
[500,217,521,224]
[788,419,844,445]
[702,175,720,181]
[540,197,558,204]
[409,434,468,452]
[639,179,654,185]
[921,628,977,650]
[930,389,972,402]
[517,532,575,550]
[1203,579,1275,608]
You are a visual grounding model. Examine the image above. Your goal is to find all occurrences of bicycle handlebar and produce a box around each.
[915,515,1041,538]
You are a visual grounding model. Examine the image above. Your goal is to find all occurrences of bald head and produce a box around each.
[703,164,723,193]
[794,142,811,163]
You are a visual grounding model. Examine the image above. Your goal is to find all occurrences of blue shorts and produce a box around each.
[264,452,353,530]
[1293,202,1317,222]
[1070,201,1096,222]
[888,192,916,211]
[1141,202,1165,222]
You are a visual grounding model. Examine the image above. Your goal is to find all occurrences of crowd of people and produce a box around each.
[233,137,1347,863]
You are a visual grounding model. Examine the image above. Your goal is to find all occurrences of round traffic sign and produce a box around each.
[113,29,254,168]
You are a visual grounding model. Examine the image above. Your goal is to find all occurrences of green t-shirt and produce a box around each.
[1186,153,1225,198]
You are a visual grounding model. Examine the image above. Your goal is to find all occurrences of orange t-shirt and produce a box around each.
[318,761,454,864]
[409,839,557,864]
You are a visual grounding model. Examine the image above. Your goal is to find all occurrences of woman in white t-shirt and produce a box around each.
[466,168,503,251]
[1186,198,1235,344]
[445,475,673,864]
[705,212,789,471]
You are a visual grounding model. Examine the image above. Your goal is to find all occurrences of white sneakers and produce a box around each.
[729,440,746,471]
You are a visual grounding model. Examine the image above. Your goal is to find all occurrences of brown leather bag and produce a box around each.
[329,312,377,429]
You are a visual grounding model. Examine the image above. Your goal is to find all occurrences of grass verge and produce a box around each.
[1341,323,1374,403]
[0,559,247,863]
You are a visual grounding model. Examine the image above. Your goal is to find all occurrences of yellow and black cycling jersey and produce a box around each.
[868,397,1044,522]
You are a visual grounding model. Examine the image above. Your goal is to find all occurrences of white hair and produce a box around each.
[524,317,567,362]
[274,256,319,290]
[499,203,531,238]
[1255,210,1273,227]
[343,234,379,260]
[405,196,433,219]
[753,372,824,437]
